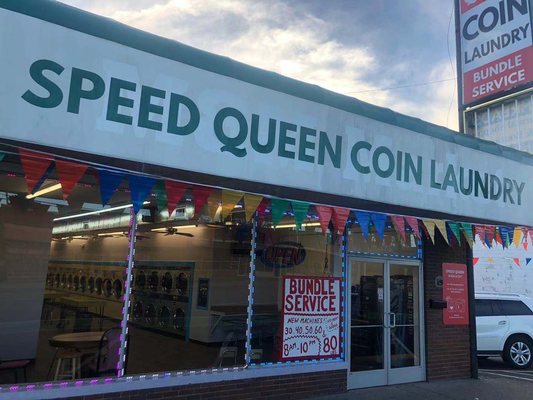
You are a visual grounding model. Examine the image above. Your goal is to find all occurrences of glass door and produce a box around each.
[348,258,425,389]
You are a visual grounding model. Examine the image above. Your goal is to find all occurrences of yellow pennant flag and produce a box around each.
[422,219,436,244]
[243,193,264,222]
[221,190,244,220]
[513,227,522,248]
[206,190,222,222]
[434,220,449,245]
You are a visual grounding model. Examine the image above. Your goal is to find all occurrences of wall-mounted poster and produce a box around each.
[281,276,342,361]
[442,263,469,325]
[197,278,209,310]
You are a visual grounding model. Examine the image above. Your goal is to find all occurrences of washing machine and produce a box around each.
[94,276,103,296]
[173,304,186,332]
[157,302,172,329]
[73,274,80,291]
[147,271,159,293]
[160,272,173,294]
[87,275,96,294]
[79,274,87,293]
[134,270,146,291]
[113,278,124,300]
[132,297,144,322]
[175,272,189,297]
[144,301,157,326]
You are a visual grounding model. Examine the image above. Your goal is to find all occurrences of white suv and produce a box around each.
[475,292,533,369]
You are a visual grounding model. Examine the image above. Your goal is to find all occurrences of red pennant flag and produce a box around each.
[391,216,406,242]
[474,225,486,245]
[256,198,269,221]
[529,229,533,244]
[495,229,503,245]
[315,205,333,236]
[165,181,188,217]
[524,242,529,251]
[192,186,212,216]
[404,216,420,239]
[331,207,350,235]
[473,257,479,266]
[513,258,521,267]
[55,160,88,199]
[19,149,53,193]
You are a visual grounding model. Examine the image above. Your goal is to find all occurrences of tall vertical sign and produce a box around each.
[457,0,533,106]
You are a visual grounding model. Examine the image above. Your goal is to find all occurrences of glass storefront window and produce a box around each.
[250,207,343,364]
[0,149,130,385]
[126,189,251,373]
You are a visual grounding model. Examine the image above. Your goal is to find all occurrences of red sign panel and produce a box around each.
[281,276,342,361]
[442,263,469,325]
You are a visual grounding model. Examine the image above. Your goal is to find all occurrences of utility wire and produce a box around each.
[446,5,458,129]
[344,77,455,95]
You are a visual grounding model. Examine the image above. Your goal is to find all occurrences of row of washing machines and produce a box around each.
[129,265,193,338]
[45,263,125,319]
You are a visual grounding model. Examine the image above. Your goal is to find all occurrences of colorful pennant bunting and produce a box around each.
[98,170,124,206]
[55,160,88,199]
[391,216,406,242]
[421,219,435,244]
[315,205,333,236]
[448,222,462,246]
[153,181,168,213]
[165,181,188,217]
[256,198,269,221]
[206,190,222,221]
[461,223,474,248]
[292,201,310,229]
[513,227,522,248]
[370,213,387,240]
[355,211,371,239]
[404,216,420,239]
[513,258,521,267]
[128,175,156,214]
[243,193,264,222]
[192,186,212,216]
[473,257,479,266]
[434,220,449,245]
[474,225,486,246]
[19,149,53,193]
[332,207,350,235]
[499,226,512,248]
[271,198,289,227]
[495,228,503,246]
[485,226,495,248]
[221,190,244,220]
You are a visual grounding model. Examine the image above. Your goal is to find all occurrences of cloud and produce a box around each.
[60,0,458,130]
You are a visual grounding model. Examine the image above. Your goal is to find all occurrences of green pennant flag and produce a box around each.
[0,152,5,163]
[153,181,167,213]
[292,201,310,229]
[449,222,462,246]
[461,222,473,247]
[271,198,289,227]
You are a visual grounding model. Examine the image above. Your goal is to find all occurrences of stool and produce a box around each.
[0,359,30,383]
[53,349,83,380]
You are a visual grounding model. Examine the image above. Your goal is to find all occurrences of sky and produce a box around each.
[60,0,460,131]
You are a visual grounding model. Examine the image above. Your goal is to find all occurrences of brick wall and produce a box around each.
[63,370,346,400]
[423,232,472,380]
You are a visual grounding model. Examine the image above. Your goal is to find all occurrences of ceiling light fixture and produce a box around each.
[53,201,151,222]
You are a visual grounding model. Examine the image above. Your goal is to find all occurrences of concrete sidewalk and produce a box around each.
[313,374,533,400]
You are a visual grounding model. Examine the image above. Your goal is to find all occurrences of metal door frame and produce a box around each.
[347,256,426,389]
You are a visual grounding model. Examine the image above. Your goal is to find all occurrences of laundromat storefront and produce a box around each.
[1,1,533,399]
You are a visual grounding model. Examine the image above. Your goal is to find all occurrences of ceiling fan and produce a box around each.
[159,227,194,237]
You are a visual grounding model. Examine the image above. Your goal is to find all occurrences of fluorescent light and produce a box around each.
[274,222,321,229]
[26,183,62,199]
[53,201,150,222]
[98,231,125,236]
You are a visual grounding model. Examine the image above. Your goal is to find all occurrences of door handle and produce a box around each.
[498,320,507,325]
[390,312,396,328]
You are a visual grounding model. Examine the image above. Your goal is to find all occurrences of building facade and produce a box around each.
[0,1,532,399]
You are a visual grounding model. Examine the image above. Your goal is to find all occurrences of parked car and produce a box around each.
[475,292,533,369]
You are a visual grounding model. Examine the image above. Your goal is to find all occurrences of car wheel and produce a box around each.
[503,336,533,369]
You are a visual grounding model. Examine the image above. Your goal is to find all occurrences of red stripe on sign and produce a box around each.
[460,0,485,14]
[463,47,533,104]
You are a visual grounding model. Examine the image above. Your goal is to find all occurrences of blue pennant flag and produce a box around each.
[128,175,156,214]
[355,211,371,240]
[499,226,512,248]
[98,170,124,206]
[370,213,387,240]
[526,258,532,267]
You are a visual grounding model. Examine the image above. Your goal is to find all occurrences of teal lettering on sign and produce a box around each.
[19,58,526,208]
